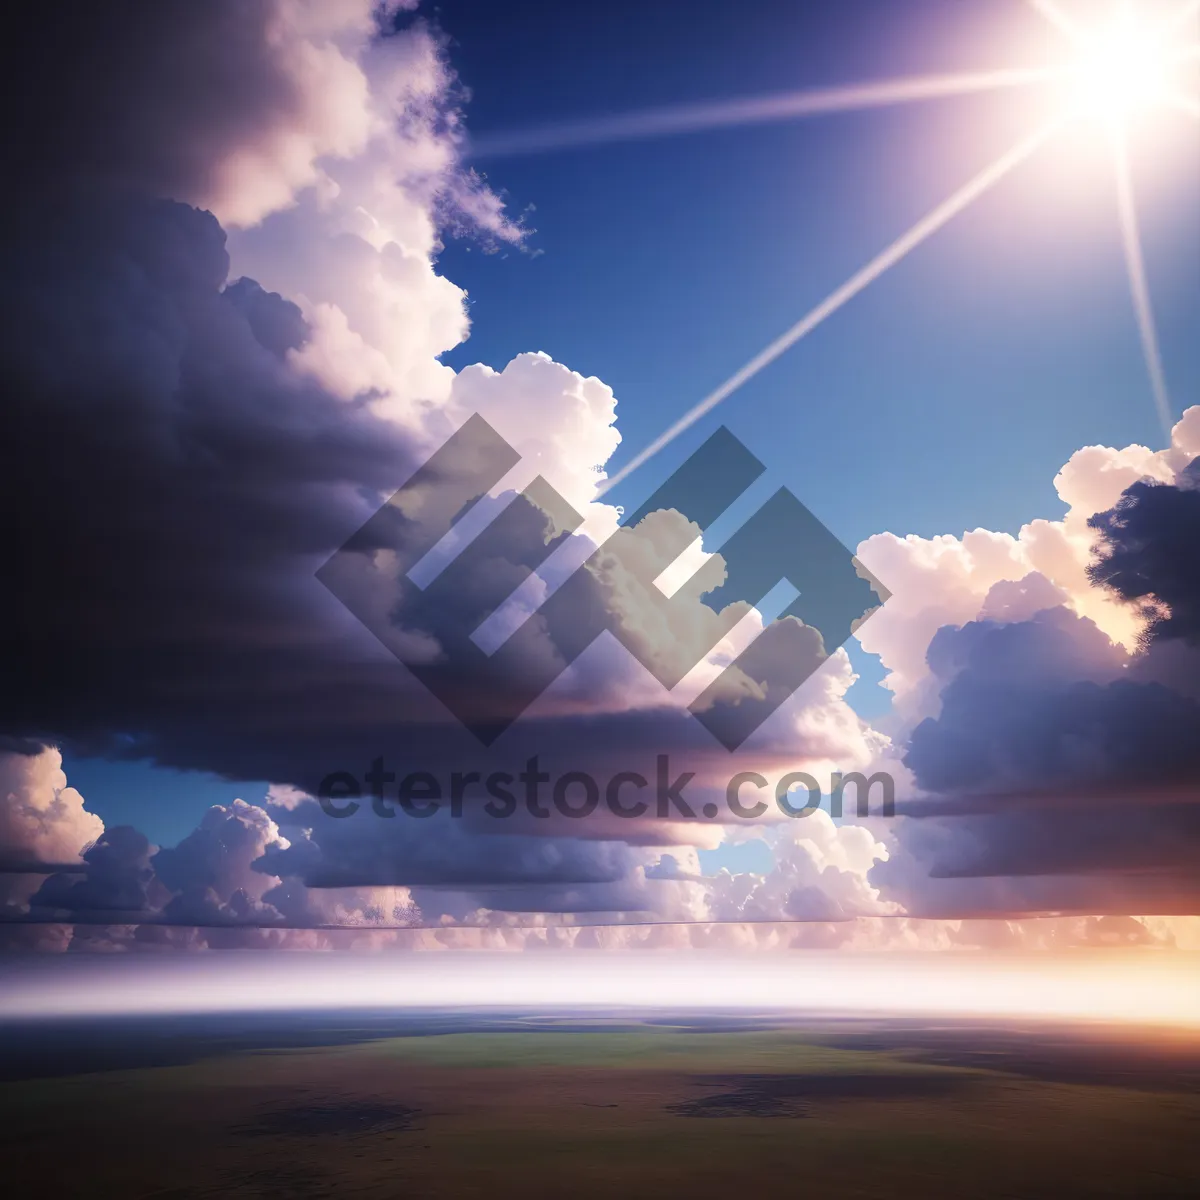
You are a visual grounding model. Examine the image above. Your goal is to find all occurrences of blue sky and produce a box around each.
[64,0,1199,846]
[436,0,1197,539]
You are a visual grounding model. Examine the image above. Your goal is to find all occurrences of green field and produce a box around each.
[4,1015,1200,1198]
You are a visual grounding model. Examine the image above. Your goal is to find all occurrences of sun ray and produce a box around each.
[597,118,1068,496]
[470,66,1068,158]
[1111,127,1175,437]
[1028,0,1087,44]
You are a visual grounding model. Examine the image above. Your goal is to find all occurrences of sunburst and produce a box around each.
[590,0,1200,495]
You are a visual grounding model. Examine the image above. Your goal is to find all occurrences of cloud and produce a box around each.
[1089,457,1200,645]
[154,800,288,925]
[4,0,1197,947]
[705,810,894,924]
[0,172,872,878]
[4,742,1194,951]
[855,413,1200,722]
[0,0,896,943]
[0,746,104,920]
[1,1,498,236]
[0,746,102,871]
[33,827,161,916]
[863,411,1200,919]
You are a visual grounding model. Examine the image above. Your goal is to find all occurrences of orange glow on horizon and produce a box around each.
[4,951,1198,1031]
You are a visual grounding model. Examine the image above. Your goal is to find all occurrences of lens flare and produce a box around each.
[597,1,1198,493]
[1069,6,1173,121]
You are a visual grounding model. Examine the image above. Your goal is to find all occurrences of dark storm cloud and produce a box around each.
[876,463,1200,915]
[0,189,680,905]
[31,827,159,914]
[222,279,310,359]
[0,2,641,901]
[257,816,635,891]
[1089,459,1200,645]
[905,607,1200,796]
[871,825,1200,919]
[5,1,337,211]
[0,191,422,760]
[0,147,814,790]
[0,188,849,902]
[0,6,799,913]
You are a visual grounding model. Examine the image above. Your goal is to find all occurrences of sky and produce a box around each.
[435,0,1199,529]
[2,0,1200,967]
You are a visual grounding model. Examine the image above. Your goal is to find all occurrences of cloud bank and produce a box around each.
[0,0,1197,953]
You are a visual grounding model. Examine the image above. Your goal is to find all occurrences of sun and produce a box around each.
[1065,4,1188,122]
[595,0,1200,492]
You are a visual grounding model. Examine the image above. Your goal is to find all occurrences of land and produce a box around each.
[3,1009,1199,1198]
